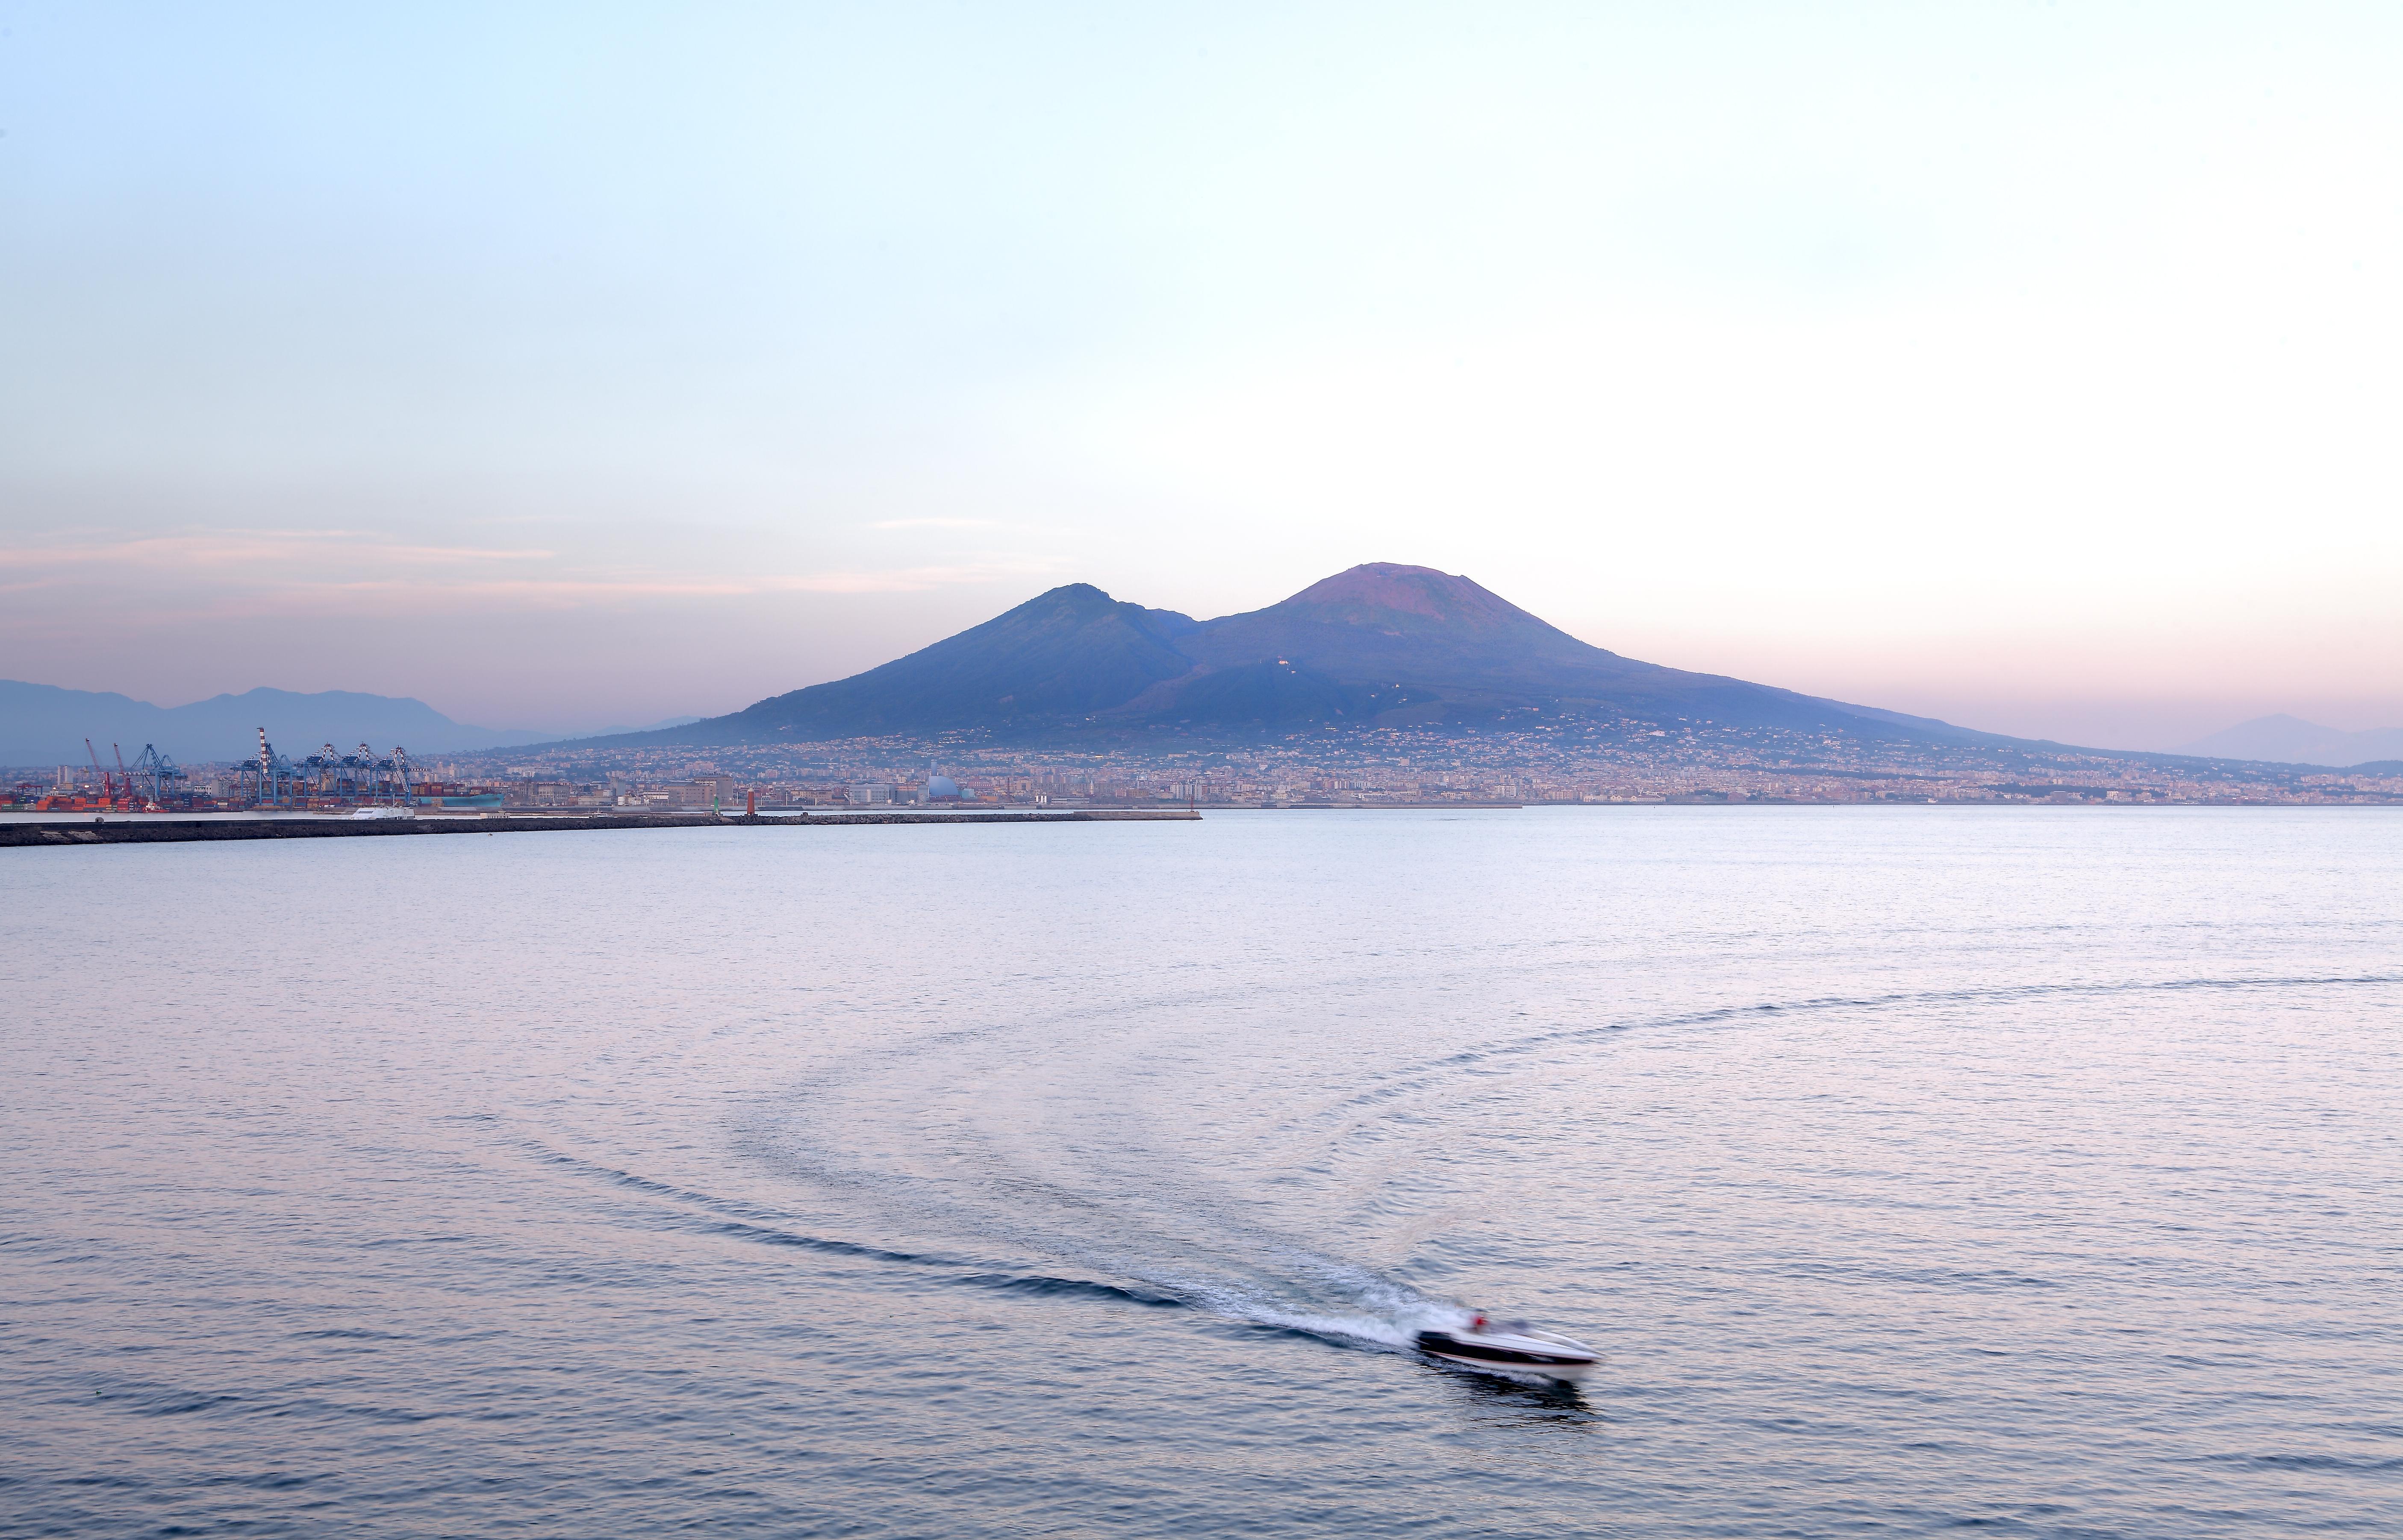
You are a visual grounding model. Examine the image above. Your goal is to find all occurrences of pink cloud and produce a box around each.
[0,528,1058,624]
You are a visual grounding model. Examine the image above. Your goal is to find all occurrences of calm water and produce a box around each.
[3,808,2397,1538]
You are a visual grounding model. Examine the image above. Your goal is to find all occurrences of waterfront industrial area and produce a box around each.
[11,714,2401,816]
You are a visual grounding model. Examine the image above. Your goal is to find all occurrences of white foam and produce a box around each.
[1131,1257,1472,1353]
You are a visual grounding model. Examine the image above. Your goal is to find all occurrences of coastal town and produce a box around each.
[506,729,2398,808]
[21,711,2390,813]
[447,709,2403,809]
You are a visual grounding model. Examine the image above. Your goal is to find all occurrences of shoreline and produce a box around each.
[0,809,1201,848]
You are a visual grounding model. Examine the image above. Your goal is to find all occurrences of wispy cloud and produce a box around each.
[0,528,1057,623]
[0,529,557,570]
[309,563,1055,602]
[760,562,1050,593]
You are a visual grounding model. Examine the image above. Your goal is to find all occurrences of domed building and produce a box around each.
[925,774,965,802]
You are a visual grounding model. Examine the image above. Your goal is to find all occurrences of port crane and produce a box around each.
[83,738,124,809]
[129,745,187,807]
[110,743,151,810]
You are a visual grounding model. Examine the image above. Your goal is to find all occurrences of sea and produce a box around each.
[2,808,2397,1538]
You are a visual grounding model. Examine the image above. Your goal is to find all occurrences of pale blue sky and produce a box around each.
[5,3,2399,745]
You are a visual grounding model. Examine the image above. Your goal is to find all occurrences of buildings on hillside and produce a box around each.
[15,718,2400,811]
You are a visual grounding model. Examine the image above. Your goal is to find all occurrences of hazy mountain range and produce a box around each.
[16,566,2392,770]
[0,680,695,766]
[2174,714,2403,768]
[574,563,2002,751]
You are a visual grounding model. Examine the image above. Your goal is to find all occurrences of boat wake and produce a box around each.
[517,1136,1468,1357]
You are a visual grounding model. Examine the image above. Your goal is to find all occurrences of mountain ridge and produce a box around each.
[2176,713,2403,768]
[570,562,2014,751]
[1,681,578,764]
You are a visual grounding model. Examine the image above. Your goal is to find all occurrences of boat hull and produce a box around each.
[1414,1329,1599,1383]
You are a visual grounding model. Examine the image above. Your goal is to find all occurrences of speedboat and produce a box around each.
[1415,1314,1599,1382]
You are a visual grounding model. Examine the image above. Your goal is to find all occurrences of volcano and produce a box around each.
[595,563,1991,747]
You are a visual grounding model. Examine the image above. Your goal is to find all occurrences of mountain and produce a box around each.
[2176,714,2403,768]
[690,583,1200,741]
[1153,564,1969,735]
[562,715,705,739]
[0,682,558,765]
[583,563,2006,749]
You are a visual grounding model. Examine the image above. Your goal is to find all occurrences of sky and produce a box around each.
[4,2,2400,749]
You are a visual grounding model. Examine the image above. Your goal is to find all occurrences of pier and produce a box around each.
[1,809,1200,848]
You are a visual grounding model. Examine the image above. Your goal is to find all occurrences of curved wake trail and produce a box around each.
[1124,1263,1468,1352]
[517,1136,1462,1351]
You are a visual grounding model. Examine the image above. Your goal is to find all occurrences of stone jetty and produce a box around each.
[1,809,1199,848]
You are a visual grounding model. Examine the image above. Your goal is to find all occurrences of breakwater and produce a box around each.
[1,809,1199,848]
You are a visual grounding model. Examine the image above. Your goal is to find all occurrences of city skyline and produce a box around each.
[5,4,2401,749]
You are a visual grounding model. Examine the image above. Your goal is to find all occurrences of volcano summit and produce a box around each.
[582,564,1989,750]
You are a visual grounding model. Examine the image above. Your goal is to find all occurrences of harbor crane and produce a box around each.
[129,745,186,807]
[84,738,117,806]
[111,744,143,809]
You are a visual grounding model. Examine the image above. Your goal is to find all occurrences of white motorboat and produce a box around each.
[1415,1315,1599,1382]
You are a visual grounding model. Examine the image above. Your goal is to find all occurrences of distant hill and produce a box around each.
[1157,565,1987,737]
[2176,714,2403,768]
[0,681,557,765]
[574,563,2009,750]
[687,583,1201,742]
[562,715,705,739]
